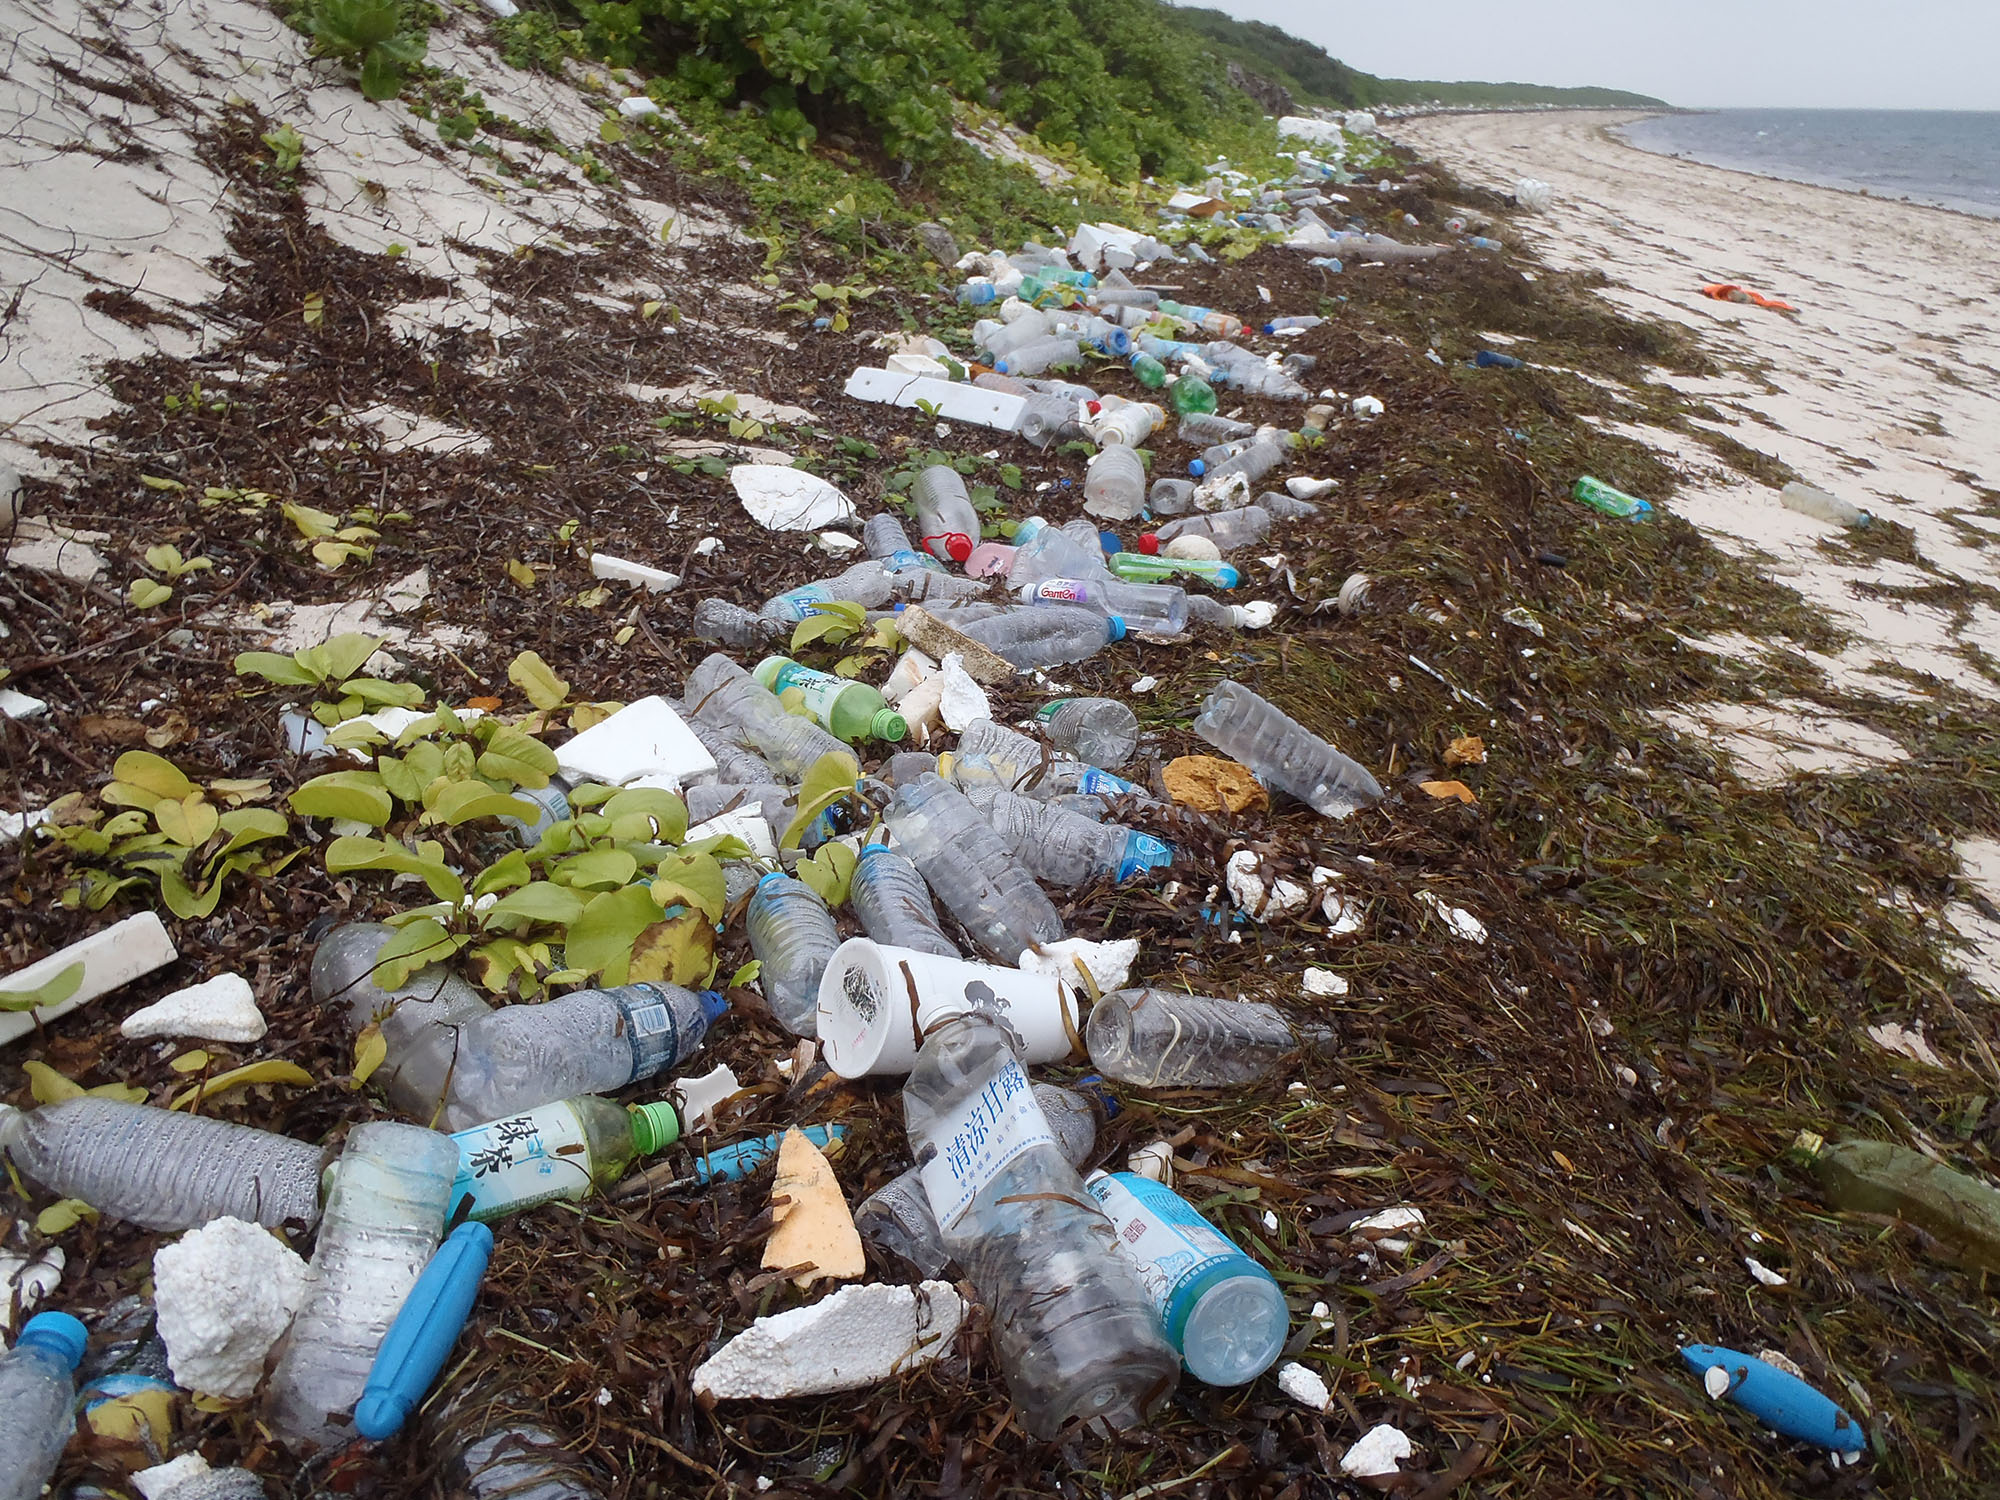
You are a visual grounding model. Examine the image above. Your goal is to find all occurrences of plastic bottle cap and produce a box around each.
[1137,533,1160,555]
[19,1311,87,1371]
[872,710,911,742]
[697,989,729,1024]
[629,1100,682,1155]
[1097,531,1121,555]
[945,536,972,563]
[756,870,787,889]
[1188,460,1206,477]
[860,842,892,857]
[1106,617,1128,641]
[1215,564,1241,588]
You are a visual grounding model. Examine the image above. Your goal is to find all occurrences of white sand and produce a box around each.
[1393,111,2000,704]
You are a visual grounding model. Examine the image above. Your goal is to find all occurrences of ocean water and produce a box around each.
[1616,109,2000,219]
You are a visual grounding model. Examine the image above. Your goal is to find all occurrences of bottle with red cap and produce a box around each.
[912,465,982,565]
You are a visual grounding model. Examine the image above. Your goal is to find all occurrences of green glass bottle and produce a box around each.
[450,1097,680,1222]
[1170,374,1217,416]
[1570,475,1653,519]
[1797,1131,2000,1271]
[1129,353,1168,389]
[753,656,908,743]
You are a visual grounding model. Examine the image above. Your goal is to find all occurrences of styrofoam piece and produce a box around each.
[885,353,951,379]
[135,1455,213,1500]
[691,1280,965,1400]
[554,696,717,789]
[1226,850,1312,921]
[1277,1360,1332,1412]
[617,96,661,119]
[1017,937,1137,996]
[0,911,177,1046]
[1126,1140,1173,1184]
[762,1127,865,1288]
[591,552,681,592]
[816,938,1079,1078]
[817,531,862,554]
[1286,476,1335,499]
[1415,891,1486,944]
[1351,395,1384,418]
[730,464,856,532]
[121,973,268,1042]
[1277,116,1345,149]
[1340,1424,1413,1478]
[0,1246,63,1334]
[842,368,1027,433]
[671,1063,741,1134]
[1302,967,1349,998]
[153,1216,311,1398]
[0,688,48,720]
[346,704,485,743]
[686,808,777,860]
[935,655,990,732]
[0,806,49,844]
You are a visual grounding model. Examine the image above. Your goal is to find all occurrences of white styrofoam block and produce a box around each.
[692,1280,965,1400]
[555,696,717,789]
[686,808,777,860]
[153,1217,310,1398]
[0,688,48,720]
[1226,849,1311,921]
[1018,937,1138,996]
[1340,1423,1413,1478]
[134,1455,213,1500]
[121,974,268,1042]
[884,354,951,379]
[0,911,178,1046]
[671,1063,742,1133]
[1302,967,1349,998]
[731,464,856,532]
[591,552,681,592]
[617,96,661,119]
[1277,1360,1331,1412]
[935,655,990,732]
[842,368,1027,433]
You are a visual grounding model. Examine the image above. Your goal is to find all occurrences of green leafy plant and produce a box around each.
[234,632,426,726]
[775,281,877,334]
[0,963,85,1015]
[301,0,429,101]
[781,750,862,850]
[261,123,306,174]
[693,392,768,445]
[281,500,378,570]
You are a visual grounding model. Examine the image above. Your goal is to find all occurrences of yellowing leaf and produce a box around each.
[626,908,713,987]
[507,651,570,711]
[781,750,860,849]
[641,300,663,320]
[302,291,325,326]
[170,1049,214,1074]
[110,750,197,805]
[573,585,611,609]
[140,475,186,492]
[155,791,220,848]
[170,1059,315,1111]
[352,1022,388,1084]
[128,578,173,610]
[24,1060,85,1104]
[613,625,636,646]
[283,502,341,539]
[0,961,86,1015]
[37,1199,99,1235]
[565,885,663,984]
[506,558,537,588]
[291,770,393,826]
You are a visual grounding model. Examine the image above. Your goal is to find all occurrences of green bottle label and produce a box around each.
[450,1101,594,1221]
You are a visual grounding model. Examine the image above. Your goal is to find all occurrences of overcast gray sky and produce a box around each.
[1182,0,2000,111]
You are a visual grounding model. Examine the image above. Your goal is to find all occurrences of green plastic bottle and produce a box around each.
[1129,352,1168,389]
[1170,374,1217,416]
[450,1097,680,1222]
[1797,1131,2000,1272]
[1571,475,1653,519]
[754,656,908,743]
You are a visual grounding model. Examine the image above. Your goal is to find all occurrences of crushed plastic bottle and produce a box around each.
[1570,475,1652,519]
[746,873,842,1036]
[1035,697,1140,768]
[974,790,1172,885]
[449,1097,681,1221]
[0,1096,323,1233]
[1798,1131,2000,1271]
[684,654,856,780]
[953,718,1149,800]
[1086,989,1303,1087]
[955,605,1125,670]
[884,772,1063,961]
[1193,680,1383,818]
[692,597,783,650]
[849,842,959,957]
[912,466,983,564]
[1008,517,1113,584]
[1170,373,1217,415]
[0,1311,86,1500]
[265,1122,457,1448]
[313,922,495,1121]
[1153,507,1272,550]
[904,1010,1177,1435]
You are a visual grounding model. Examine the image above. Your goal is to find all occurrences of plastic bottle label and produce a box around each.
[450,1102,593,1221]
[616,985,696,1080]
[1084,1172,1243,1331]
[1117,834,1174,881]
[769,663,851,728]
[1032,579,1095,606]
[770,584,835,622]
[1075,767,1143,797]
[918,1056,1054,1230]
[1033,700,1072,728]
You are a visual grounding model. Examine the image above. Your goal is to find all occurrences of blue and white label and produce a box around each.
[1076,767,1143,798]
[770,584,834,622]
[1084,1171,1241,1325]
[615,984,696,1080]
[918,1057,1054,1230]
[451,1101,593,1221]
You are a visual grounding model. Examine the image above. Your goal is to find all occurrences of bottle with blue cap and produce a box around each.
[1109,551,1241,589]
[883,772,1063,962]
[745,872,841,1036]
[849,842,959,957]
[449,1096,684,1222]
[1033,697,1139,768]
[436,980,728,1131]
[0,1309,87,1500]
[1019,575,1188,637]
[1083,1170,1289,1386]
[953,605,1126,671]
[968,788,1172,886]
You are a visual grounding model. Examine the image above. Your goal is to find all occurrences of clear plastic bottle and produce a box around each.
[265,1122,458,1449]
[1087,399,1163,448]
[1193,680,1383,818]
[857,1082,1100,1276]
[692,597,782,650]
[979,310,1053,360]
[1781,481,1870,528]
[955,606,1125,670]
[1035,697,1140,768]
[994,337,1083,377]
[1203,436,1291,489]
[904,1011,1177,1437]
[428,1385,609,1500]
[976,791,1171,885]
[1008,518,1111,585]
[313,922,496,1122]
[760,561,904,624]
[862,513,916,559]
[1083,1171,1288,1386]
[683,781,794,830]
[1016,393,1081,449]
[1083,446,1147,520]
[1058,314,1130,357]
[1178,410,1254,442]
[884,773,1063,961]
[1086,989,1299,1087]
[882,749,941,784]
[745,873,841,1036]
[681,713,781,788]
[911,466,982,565]
[849,843,959,957]
[1150,477,1196,516]
[1137,334,1202,363]
[0,1311,86,1500]
[0,1097,324,1232]
[1155,508,1272,550]
[449,1097,680,1221]
[1255,490,1321,521]
[1021,576,1188,636]
[952,719,1148,800]
[439,982,727,1131]
[683,654,855,781]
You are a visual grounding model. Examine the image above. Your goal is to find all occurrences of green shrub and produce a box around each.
[300,0,429,100]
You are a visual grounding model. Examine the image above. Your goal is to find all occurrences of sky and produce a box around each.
[1181,0,2000,111]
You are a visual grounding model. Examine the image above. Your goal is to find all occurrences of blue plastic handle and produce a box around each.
[1680,1344,1866,1454]
[692,1125,847,1184]
[356,1221,494,1441]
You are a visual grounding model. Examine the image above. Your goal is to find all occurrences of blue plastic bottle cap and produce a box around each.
[1188,459,1206,477]
[19,1311,87,1370]
[697,989,730,1023]
[1106,617,1128,641]
[1215,564,1241,588]
[756,870,787,888]
[860,842,892,857]
[1097,531,1121,555]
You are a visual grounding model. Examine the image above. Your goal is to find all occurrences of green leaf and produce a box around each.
[369,917,466,989]
[676,833,754,862]
[728,959,762,988]
[481,881,586,928]
[129,578,173,609]
[507,651,571,711]
[154,792,219,849]
[471,849,532,897]
[565,885,664,984]
[203,808,289,876]
[158,867,228,920]
[36,1199,99,1235]
[358,46,404,101]
[324,835,467,903]
[233,650,320,685]
[475,726,559,790]
[0,962,86,1014]
[430,780,538,827]
[780,750,860,849]
[553,847,640,891]
[111,751,197,805]
[290,770,393,826]
[339,677,425,708]
[602,787,687,844]
[794,840,857,906]
[649,851,726,923]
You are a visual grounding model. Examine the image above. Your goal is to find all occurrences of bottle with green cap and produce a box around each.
[1570,475,1652,519]
[753,656,908,744]
[0,1310,88,1500]
[1793,1130,2000,1271]
[448,1096,683,1222]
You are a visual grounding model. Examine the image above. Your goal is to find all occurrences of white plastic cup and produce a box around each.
[814,937,1081,1078]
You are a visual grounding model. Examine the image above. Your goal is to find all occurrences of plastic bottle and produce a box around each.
[911,466,983,565]
[956,281,998,306]
[745,873,842,1036]
[862,513,915,559]
[1202,435,1291,489]
[1154,507,1272,550]
[1193,680,1383,818]
[883,773,1063,961]
[1083,1171,1288,1386]
[0,1311,86,1500]
[1781,481,1870,528]
[955,605,1125,670]
[1159,301,1243,338]
[849,842,959,957]
[0,1097,323,1232]
[753,657,907,743]
[993,336,1083,377]
[977,790,1172,885]
[1021,576,1188,636]
[683,654,856,781]
[1150,477,1195,516]
[1108,552,1240,588]
[856,1081,1102,1276]
[1035,697,1139,768]
[1059,314,1130,357]
[1797,1131,2000,1270]
[1087,989,1303,1087]
[1255,490,1322,521]
[1084,446,1147,520]
[1009,517,1112,584]
[438,982,726,1131]
[692,597,783,651]
[449,1097,681,1221]
[952,719,1148,800]
[759,560,905,624]
[979,310,1053,360]
[265,1123,458,1448]
[1129,352,1168,389]
[1087,401,1162,449]
[313,922,495,1122]
[1016,393,1081,448]
[1570,475,1652,519]
[1170,375,1217,416]
[683,781,793,830]
[1178,412,1254,445]
[903,1010,1177,1437]
[1264,315,1324,333]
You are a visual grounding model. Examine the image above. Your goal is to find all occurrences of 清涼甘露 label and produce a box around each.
[918,1056,1054,1230]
